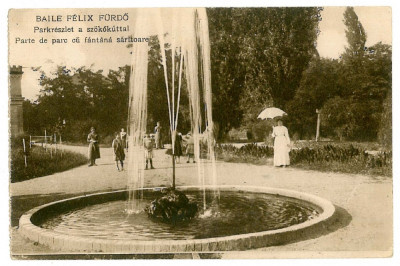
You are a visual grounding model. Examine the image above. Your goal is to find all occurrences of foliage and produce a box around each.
[378,92,392,149]
[10,137,88,183]
[320,96,353,140]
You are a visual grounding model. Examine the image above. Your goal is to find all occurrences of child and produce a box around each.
[112,132,125,171]
[144,134,155,170]
[120,128,127,151]
[184,132,195,163]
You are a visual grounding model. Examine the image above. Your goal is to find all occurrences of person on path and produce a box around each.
[120,128,127,151]
[144,134,155,170]
[184,132,195,163]
[112,132,125,171]
[173,131,183,163]
[87,127,100,167]
[271,120,291,167]
[154,121,163,149]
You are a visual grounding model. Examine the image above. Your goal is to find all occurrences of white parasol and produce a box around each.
[257,107,287,120]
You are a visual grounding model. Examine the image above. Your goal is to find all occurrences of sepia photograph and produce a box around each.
[5,1,395,261]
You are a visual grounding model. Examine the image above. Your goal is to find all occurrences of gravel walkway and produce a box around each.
[10,145,392,258]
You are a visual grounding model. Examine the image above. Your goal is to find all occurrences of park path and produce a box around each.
[10,144,392,258]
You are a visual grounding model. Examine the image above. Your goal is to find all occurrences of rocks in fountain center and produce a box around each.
[145,188,198,224]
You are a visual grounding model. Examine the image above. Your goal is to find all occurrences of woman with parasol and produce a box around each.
[258,107,291,167]
[271,120,291,167]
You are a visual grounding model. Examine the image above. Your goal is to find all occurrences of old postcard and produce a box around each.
[8,6,393,260]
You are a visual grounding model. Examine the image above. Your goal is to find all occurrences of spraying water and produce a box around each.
[126,8,218,214]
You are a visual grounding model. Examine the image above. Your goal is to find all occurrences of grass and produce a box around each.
[10,138,88,183]
[216,142,392,177]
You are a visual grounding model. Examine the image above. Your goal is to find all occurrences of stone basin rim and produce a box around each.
[18,185,336,252]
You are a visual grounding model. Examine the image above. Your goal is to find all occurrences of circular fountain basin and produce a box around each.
[19,186,335,253]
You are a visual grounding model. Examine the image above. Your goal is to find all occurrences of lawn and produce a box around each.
[10,136,88,183]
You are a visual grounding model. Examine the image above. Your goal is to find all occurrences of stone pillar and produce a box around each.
[9,65,24,137]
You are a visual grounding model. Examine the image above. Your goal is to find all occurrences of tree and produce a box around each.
[22,99,40,134]
[286,57,340,139]
[378,91,392,149]
[208,8,246,139]
[28,66,132,142]
[144,36,193,140]
[342,7,367,71]
[207,8,322,139]
[238,8,322,110]
[318,8,391,142]
[321,96,381,141]
[36,66,92,134]
[107,66,131,132]
[369,43,392,148]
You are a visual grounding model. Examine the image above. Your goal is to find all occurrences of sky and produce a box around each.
[8,7,392,100]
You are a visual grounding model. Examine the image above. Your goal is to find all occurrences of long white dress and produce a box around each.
[272,126,290,166]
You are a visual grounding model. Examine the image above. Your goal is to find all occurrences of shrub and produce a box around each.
[215,143,274,164]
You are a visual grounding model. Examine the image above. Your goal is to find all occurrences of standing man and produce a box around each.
[154,121,163,149]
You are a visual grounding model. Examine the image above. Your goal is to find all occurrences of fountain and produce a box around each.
[17,8,337,253]
[126,8,218,218]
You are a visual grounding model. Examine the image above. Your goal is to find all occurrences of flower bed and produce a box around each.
[216,142,392,176]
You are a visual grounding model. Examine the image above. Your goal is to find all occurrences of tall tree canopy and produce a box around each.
[208,7,322,138]
[342,7,367,69]
[319,7,391,142]
[284,7,391,143]
[208,8,246,138]
[285,57,341,139]
[23,8,390,145]
[241,8,322,110]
